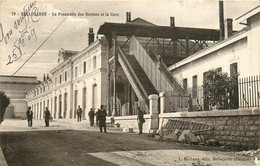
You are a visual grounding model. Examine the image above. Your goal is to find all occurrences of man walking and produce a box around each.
[88,108,95,127]
[77,105,83,122]
[44,107,51,127]
[26,107,33,127]
[98,105,107,133]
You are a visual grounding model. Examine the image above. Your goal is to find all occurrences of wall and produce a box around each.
[159,108,260,149]
[171,36,248,87]
[248,13,260,75]
[114,115,152,133]
[0,76,39,119]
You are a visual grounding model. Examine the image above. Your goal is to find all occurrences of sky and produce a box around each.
[0,0,259,80]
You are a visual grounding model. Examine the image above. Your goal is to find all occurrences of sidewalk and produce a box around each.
[0,119,122,133]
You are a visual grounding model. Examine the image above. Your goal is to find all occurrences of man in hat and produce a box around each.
[44,107,51,127]
[26,107,33,127]
[98,105,107,133]
[77,105,83,122]
[88,108,95,127]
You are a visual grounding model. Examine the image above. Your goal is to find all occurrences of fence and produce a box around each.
[165,75,260,112]
[239,75,260,108]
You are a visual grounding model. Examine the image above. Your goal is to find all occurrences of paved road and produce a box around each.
[0,119,256,166]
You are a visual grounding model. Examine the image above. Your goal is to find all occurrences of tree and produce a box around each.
[0,91,10,124]
[203,69,239,110]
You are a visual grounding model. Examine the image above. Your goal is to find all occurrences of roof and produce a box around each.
[59,49,79,60]
[98,22,220,41]
[0,75,39,84]
[126,18,156,26]
[235,5,260,25]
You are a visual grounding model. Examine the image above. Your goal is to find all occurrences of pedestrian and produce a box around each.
[44,107,51,127]
[26,107,33,127]
[137,107,145,134]
[98,105,107,133]
[88,108,95,127]
[77,105,83,122]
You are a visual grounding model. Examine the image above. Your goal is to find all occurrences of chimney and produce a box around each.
[43,74,46,81]
[224,18,233,39]
[170,17,175,27]
[219,0,224,40]
[126,12,131,22]
[88,28,95,45]
[47,74,49,80]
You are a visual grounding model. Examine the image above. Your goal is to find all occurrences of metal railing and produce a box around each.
[164,75,260,112]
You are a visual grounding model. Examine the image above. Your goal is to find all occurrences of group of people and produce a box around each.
[26,105,145,135]
[26,107,51,127]
[88,106,145,134]
[88,105,107,133]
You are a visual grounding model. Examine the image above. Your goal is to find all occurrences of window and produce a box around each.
[54,96,57,119]
[93,56,96,69]
[183,79,187,92]
[75,67,78,78]
[74,90,78,118]
[230,63,238,76]
[230,63,239,109]
[59,74,62,84]
[82,87,87,118]
[47,99,49,109]
[203,71,209,111]
[40,102,42,119]
[65,71,67,81]
[192,75,197,98]
[83,61,86,74]
[59,95,62,118]
[64,93,67,118]
[92,84,97,108]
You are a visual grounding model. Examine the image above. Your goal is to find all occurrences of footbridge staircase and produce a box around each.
[116,35,183,111]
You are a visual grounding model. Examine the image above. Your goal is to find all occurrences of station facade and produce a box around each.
[26,31,108,120]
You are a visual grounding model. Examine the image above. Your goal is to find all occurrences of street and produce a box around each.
[0,119,256,166]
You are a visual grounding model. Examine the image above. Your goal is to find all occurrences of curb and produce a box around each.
[0,147,8,166]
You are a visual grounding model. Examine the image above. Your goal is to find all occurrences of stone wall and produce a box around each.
[114,115,152,133]
[159,108,260,150]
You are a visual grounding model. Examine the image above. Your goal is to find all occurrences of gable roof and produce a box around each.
[126,17,156,26]
[59,48,79,60]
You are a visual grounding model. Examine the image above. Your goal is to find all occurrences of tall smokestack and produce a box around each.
[88,28,95,45]
[224,18,233,39]
[126,12,131,22]
[170,17,175,27]
[219,0,224,40]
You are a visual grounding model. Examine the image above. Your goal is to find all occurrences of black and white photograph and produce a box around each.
[0,0,259,165]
